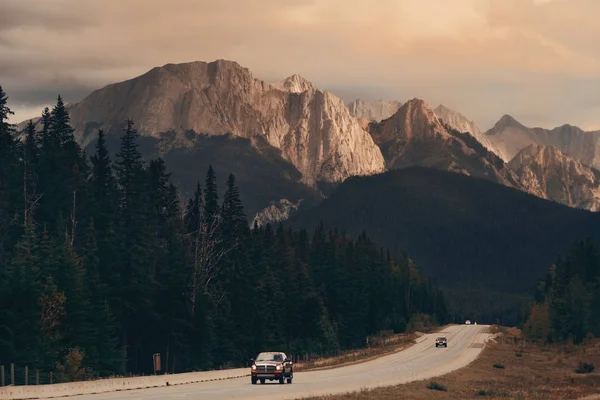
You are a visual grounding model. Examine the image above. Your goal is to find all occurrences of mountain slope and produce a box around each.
[485,115,600,167]
[433,104,497,154]
[509,144,600,211]
[288,167,600,323]
[84,133,322,218]
[21,60,385,186]
[367,99,522,188]
[347,99,403,122]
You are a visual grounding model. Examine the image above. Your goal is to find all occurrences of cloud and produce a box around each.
[2,0,599,130]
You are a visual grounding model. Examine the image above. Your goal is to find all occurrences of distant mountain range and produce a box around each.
[484,115,600,167]
[13,58,600,322]
[15,59,600,218]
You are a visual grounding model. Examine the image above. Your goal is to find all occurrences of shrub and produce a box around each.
[493,363,505,369]
[575,362,595,374]
[55,347,89,382]
[427,382,447,391]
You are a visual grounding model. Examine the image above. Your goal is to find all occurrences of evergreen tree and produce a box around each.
[527,239,600,343]
[0,86,19,263]
[114,119,155,372]
[204,166,219,228]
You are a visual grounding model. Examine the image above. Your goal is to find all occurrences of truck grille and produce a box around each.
[257,365,276,372]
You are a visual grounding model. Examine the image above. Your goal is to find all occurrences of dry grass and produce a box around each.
[295,332,419,372]
[306,334,600,400]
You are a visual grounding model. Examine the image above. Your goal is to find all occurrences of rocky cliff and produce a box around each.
[509,144,600,211]
[367,99,522,188]
[23,60,385,186]
[433,104,498,155]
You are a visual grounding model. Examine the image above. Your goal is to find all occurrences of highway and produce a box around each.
[74,324,491,400]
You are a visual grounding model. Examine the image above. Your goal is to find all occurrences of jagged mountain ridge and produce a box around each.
[19,60,385,186]
[14,59,600,215]
[346,99,403,122]
[366,98,522,189]
[433,104,497,154]
[485,115,600,167]
[509,144,600,211]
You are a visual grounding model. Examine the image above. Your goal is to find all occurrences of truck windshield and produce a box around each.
[256,353,284,362]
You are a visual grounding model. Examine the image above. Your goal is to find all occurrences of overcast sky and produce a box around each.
[1,0,599,131]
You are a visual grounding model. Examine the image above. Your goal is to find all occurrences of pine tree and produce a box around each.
[50,95,75,146]
[0,86,19,264]
[222,174,246,237]
[40,107,52,149]
[204,165,219,228]
[81,221,123,376]
[89,129,118,288]
[0,85,14,141]
[114,119,155,372]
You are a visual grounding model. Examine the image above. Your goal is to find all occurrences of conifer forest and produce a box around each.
[0,87,448,379]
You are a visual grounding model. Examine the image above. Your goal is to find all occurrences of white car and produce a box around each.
[465,320,471,325]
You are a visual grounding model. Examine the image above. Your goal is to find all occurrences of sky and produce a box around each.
[1,0,599,131]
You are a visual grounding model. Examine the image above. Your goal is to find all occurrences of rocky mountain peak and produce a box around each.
[346,99,403,122]
[25,59,384,186]
[508,144,600,211]
[489,114,524,134]
[381,98,442,138]
[433,104,499,155]
[272,74,314,93]
[366,98,522,189]
[509,144,562,170]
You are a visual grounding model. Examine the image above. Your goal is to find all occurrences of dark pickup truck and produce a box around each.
[250,352,293,384]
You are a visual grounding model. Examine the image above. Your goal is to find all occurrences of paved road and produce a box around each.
[74,324,491,400]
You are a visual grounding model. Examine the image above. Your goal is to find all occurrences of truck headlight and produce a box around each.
[251,365,256,370]
[276,365,282,371]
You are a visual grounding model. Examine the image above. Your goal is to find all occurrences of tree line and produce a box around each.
[0,87,448,379]
[524,238,600,344]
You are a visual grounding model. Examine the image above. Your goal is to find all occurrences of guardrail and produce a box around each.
[0,367,248,400]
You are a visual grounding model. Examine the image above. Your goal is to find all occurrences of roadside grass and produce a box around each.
[305,332,600,399]
[294,332,418,372]
[295,324,452,372]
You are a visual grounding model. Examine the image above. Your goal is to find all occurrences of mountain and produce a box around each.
[84,133,322,219]
[509,144,600,211]
[366,99,522,188]
[270,74,314,93]
[19,60,385,186]
[433,104,497,154]
[288,167,600,324]
[485,115,600,167]
[347,99,403,122]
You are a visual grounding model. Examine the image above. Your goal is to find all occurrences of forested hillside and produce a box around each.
[0,87,447,379]
[289,168,600,325]
[525,239,600,344]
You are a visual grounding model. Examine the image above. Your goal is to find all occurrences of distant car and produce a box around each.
[465,320,471,325]
[250,352,293,385]
[435,337,448,347]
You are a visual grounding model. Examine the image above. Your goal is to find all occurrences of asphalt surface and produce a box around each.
[74,324,491,400]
